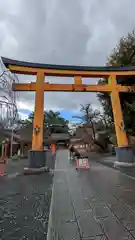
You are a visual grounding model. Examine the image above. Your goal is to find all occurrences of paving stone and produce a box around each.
[99,216,134,240]
[0,172,53,239]
[76,209,103,238]
[81,236,108,240]
[88,196,105,207]
[52,174,76,223]
[50,222,80,240]
[130,231,135,238]
[70,194,91,211]
[122,218,135,231]
[92,205,114,219]
[109,203,134,221]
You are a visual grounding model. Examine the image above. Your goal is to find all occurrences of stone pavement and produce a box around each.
[0,150,55,178]
[47,150,135,240]
[0,152,54,239]
[96,153,135,179]
[3,158,28,176]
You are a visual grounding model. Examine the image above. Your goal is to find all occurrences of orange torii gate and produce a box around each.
[2,57,135,170]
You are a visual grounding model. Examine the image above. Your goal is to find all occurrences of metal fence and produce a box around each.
[0,59,18,129]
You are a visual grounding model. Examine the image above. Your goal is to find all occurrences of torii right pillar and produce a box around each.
[109,75,134,166]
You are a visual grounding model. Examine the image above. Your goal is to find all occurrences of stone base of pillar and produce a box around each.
[114,146,135,167]
[24,150,49,174]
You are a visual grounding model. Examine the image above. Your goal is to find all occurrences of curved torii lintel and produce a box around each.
[2,56,135,77]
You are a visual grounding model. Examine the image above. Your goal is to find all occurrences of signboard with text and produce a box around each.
[76,158,89,169]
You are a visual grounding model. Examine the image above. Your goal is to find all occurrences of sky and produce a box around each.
[0,0,135,122]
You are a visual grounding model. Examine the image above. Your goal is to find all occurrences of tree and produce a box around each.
[18,110,69,134]
[97,30,135,135]
[73,103,101,140]
[73,103,110,151]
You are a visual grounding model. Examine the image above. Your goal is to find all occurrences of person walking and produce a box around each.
[69,145,74,160]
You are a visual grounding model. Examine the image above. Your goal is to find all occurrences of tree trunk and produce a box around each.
[90,120,96,140]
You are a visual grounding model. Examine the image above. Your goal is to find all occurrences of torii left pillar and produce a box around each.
[28,71,46,169]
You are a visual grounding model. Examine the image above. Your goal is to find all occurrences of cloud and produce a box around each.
[0,0,135,117]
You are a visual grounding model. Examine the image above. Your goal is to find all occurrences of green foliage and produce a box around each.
[97,30,135,135]
[19,110,69,134]
[108,31,135,67]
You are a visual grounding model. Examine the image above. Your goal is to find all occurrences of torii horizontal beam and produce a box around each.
[12,82,135,93]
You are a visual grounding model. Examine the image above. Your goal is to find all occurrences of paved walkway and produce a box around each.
[0,150,55,178]
[47,150,135,240]
[0,158,28,177]
[0,156,53,239]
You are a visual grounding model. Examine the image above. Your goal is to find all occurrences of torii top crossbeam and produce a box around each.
[2,56,135,77]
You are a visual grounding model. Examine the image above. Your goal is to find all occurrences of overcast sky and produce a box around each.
[0,0,135,119]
